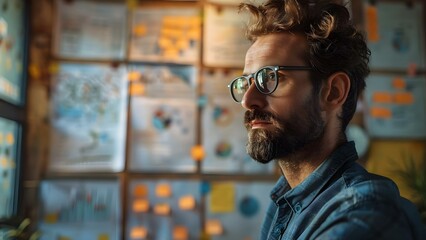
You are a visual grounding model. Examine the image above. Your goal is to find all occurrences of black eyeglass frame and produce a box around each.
[228,65,313,103]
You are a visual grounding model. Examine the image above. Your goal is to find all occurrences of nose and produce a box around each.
[241,80,267,110]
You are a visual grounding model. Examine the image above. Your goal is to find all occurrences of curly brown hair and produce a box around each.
[240,0,370,131]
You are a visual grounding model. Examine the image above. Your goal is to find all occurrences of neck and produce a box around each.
[278,133,345,188]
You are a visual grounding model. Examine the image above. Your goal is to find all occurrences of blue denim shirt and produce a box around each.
[260,141,426,240]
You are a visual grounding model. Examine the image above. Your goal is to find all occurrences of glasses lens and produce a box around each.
[256,68,277,94]
[231,77,249,102]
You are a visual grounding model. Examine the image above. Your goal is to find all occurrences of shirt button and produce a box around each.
[294,203,302,213]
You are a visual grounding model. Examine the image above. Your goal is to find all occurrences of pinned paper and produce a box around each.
[191,145,205,161]
[133,199,150,213]
[154,203,171,215]
[156,183,172,198]
[130,227,148,239]
[205,219,223,235]
[134,184,148,197]
[98,234,109,240]
[210,182,235,213]
[365,5,379,42]
[179,195,196,210]
[173,226,188,240]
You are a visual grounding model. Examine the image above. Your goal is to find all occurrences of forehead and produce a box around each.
[245,33,308,70]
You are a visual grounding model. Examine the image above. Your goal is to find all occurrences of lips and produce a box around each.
[249,120,273,129]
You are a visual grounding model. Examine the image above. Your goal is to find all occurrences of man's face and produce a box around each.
[241,33,325,163]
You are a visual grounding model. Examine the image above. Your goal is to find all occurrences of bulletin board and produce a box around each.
[126,179,201,240]
[38,179,121,240]
[129,6,201,64]
[0,117,19,217]
[48,63,128,172]
[364,1,425,70]
[53,0,127,59]
[364,73,426,138]
[0,0,26,105]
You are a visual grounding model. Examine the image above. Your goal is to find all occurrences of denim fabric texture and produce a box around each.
[260,141,426,240]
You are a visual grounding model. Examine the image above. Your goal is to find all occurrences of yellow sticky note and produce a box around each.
[365,5,379,42]
[130,227,148,239]
[154,203,171,215]
[156,183,172,198]
[126,0,138,10]
[210,182,235,213]
[133,199,150,213]
[173,226,188,240]
[205,219,223,236]
[28,64,41,79]
[98,234,109,240]
[179,195,196,210]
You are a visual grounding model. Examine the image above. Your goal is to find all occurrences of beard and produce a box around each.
[244,95,325,164]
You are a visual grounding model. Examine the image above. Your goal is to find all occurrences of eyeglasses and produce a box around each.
[228,65,312,102]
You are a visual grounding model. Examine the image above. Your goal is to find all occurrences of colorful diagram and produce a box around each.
[0,117,18,218]
[0,0,25,104]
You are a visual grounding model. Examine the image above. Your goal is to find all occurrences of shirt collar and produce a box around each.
[270,141,358,212]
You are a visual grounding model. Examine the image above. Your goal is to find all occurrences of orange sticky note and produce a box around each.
[179,195,196,210]
[134,184,148,197]
[394,92,414,105]
[370,107,392,119]
[191,145,205,161]
[133,25,147,37]
[156,183,172,198]
[365,5,379,42]
[154,203,171,215]
[128,71,141,82]
[173,226,188,240]
[133,199,150,213]
[130,227,148,239]
[130,83,145,96]
[205,219,223,236]
[392,77,406,89]
[372,92,393,104]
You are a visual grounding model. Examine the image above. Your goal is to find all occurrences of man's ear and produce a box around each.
[320,72,350,110]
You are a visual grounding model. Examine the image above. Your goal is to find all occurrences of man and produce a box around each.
[228,0,426,239]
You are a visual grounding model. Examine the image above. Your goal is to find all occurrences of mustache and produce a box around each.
[244,109,278,124]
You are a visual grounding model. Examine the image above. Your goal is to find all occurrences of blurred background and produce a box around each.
[0,0,425,239]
